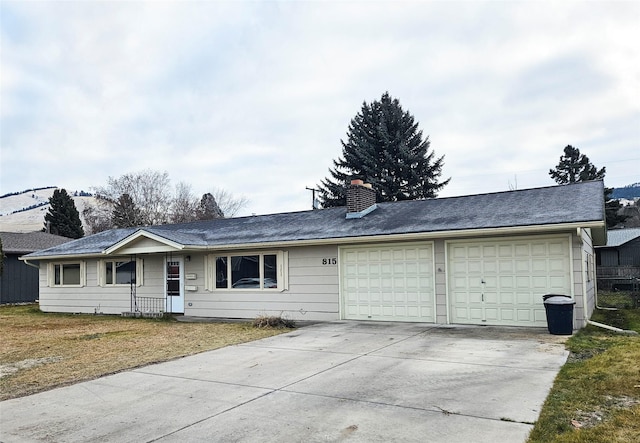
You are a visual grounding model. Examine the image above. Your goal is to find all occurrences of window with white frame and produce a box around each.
[105,260,136,285]
[98,258,144,287]
[49,262,85,287]
[206,251,286,291]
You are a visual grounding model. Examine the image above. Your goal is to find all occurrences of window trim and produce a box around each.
[98,258,144,287]
[205,251,288,291]
[48,261,86,287]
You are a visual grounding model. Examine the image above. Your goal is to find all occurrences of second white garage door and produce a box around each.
[341,243,435,322]
[448,236,572,327]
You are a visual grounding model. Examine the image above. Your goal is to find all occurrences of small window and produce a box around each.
[99,258,143,287]
[103,260,136,285]
[51,262,83,286]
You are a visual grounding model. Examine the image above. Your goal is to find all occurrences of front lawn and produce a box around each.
[528,298,640,442]
[0,304,288,401]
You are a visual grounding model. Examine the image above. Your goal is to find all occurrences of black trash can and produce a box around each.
[543,294,575,335]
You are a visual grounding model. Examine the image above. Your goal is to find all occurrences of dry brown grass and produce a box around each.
[0,304,287,401]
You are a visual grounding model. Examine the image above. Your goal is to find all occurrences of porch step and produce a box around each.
[121,311,165,319]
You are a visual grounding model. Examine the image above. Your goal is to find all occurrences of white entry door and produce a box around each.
[165,257,184,314]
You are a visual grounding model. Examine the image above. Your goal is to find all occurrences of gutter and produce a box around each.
[22,258,40,270]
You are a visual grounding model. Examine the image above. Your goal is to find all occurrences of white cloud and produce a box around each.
[1,1,638,215]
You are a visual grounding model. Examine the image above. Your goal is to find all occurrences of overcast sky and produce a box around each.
[1,1,638,216]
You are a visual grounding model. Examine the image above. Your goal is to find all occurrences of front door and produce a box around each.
[165,257,184,314]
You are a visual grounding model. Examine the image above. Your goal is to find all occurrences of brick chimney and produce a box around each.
[346,179,377,218]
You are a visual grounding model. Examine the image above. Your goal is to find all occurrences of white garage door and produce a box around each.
[341,243,435,322]
[448,236,572,327]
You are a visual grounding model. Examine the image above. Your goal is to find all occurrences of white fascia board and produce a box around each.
[19,253,101,261]
[103,230,185,255]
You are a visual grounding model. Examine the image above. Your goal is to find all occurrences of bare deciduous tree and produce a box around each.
[93,170,172,226]
[210,187,248,217]
[84,171,248,233]
[82,197,115,235]
[170,182,199,223]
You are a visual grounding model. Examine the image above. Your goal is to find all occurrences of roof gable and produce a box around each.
[104,230,185,255]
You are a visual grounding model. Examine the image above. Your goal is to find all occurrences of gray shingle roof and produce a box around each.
[23,181,605,259]
[0,231,73,254]
[599,228,640,248]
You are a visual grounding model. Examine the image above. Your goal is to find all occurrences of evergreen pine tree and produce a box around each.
[548,145,606,184]
[43,189,84,239]
[112,193,145,228]
[319,92,449,207]
[196,193,224,220]
[604,187,628,228]
[549,145,625,228]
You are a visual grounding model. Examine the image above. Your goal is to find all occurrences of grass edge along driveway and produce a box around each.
[527,307,640,443]
[0,304,287,401]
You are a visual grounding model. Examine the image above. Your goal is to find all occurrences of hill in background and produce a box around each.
[0,187,98,233]
[611,182,640,200]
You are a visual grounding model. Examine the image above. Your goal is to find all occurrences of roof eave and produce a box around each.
[18,221,606,259]
[179,221,607,251]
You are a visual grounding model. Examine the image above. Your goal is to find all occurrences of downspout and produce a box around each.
[586,319,638,335]
[578,230,637,335]
[22,258,40,270]
[577,228,616,311]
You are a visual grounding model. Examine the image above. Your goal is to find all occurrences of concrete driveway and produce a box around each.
[0,321,568,443]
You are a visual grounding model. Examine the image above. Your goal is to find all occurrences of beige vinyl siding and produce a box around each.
[38,256,165,315]
[573,228,596,328]
[185,245,340,321]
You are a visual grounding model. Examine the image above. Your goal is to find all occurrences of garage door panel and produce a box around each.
[549,243,565,255]
[499,260,513,272]
[549,258,567,270]
[342,243,434,322]
[484,308,499,321]
[516,260,530,272]
[468,261,482,273]
[499,276,514,288]
[449,236,571,327]
[498,245,513,257]
[500,292,515,303]
[531,243,546,255]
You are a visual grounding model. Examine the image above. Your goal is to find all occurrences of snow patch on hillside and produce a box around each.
[0,188,98,233]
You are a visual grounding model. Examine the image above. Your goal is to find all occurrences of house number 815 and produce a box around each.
[322,258,337,265]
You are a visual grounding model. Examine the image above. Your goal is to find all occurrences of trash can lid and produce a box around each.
[543,296,575,305]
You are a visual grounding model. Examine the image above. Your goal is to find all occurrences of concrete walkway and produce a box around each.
[0,322,568,443]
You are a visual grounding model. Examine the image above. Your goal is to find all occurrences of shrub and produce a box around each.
[253,314,295,329]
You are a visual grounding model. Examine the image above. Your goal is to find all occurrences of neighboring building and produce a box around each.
[1,231,73,304]
[595,227,640,290]
[21,181,606,329]
[596,228,640,267]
